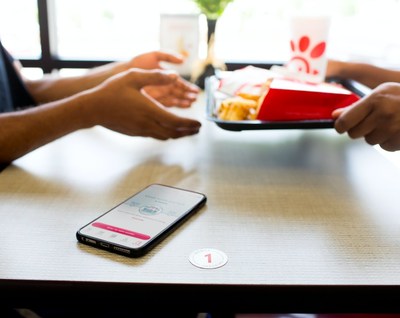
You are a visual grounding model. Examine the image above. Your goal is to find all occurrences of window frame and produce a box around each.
[18,0,110,73]
[18,0,273,74]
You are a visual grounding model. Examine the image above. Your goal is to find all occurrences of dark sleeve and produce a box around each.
[0,163,9,172]
[0,43,37,109]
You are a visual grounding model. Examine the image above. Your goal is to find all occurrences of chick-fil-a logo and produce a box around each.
[287,35,326,76]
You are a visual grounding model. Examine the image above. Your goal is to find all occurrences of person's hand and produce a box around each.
[86,68,201,140]
[127,51,200,108]
[332,82,400,151]
[128,51,185,70]
[143,75,199,108]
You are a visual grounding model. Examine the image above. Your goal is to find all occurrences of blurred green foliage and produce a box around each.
[192,0,234,19]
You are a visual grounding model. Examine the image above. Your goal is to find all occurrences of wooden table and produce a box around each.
[1,95,400,314]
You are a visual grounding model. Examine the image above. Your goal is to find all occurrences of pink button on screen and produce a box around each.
[92,222,151,240]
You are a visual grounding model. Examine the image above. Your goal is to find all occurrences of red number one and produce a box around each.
[204,253,212,263]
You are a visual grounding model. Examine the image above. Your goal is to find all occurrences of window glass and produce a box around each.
[0,0,40,58]
[52,0,198,60]
[215,0,400,68]
[52,0,400,67]
[20,68,44,80]
[1,0,400,69]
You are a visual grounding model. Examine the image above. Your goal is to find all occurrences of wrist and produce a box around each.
[69,89,101,129]
[112,60,131,74]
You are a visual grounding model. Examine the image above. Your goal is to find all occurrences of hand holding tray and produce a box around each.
[206,73,371,131]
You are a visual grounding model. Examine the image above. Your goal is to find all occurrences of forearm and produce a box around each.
[25,61,128,103]
[331,61,400,89]
[0,92,96,164]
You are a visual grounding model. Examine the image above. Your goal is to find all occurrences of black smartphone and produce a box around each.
[76,184,207,257]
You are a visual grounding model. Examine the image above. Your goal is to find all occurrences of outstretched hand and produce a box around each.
[128,51,185,70]
[143,75,199,108]
[333,82,400,151]
[88,68,201,140]
[127,51,200,108]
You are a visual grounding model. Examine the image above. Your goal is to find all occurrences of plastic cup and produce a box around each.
[286,15,331,83]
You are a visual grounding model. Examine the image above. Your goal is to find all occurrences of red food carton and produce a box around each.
[256,78,360,121]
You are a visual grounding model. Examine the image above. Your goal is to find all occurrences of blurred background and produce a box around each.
[1,0,400,79]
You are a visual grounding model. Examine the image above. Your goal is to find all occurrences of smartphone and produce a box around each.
[76,184,207,257]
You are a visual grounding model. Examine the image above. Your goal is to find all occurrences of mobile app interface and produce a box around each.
[80,185,205,248]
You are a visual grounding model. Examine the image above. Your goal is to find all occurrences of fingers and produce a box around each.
[175,77,200,94]
[141,122,201,140]
[161,121,201,139]
[162,96,197,108]
[156,108,202,131]
[380,133,400,151]
[361,110,400,148]
[124,69,179,89]
[162,83,199,108]
[345,109,378,139]
[332,83,400,152]
[142,76,200,108]
[147,113,202,140]
[332,96,372,134]
[331,107,344,120]
[138,94,201,138]
[154,51,185,65]
[131,121,200,140]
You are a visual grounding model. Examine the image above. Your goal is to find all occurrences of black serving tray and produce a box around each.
[205,74,371,132]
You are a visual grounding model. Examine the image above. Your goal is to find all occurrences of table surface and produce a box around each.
[2,94,400,312]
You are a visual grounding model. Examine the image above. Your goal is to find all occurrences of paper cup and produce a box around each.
[286,15,331,83]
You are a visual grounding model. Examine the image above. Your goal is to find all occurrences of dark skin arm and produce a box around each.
[21,51,199,107]
[326,59,400,89]
[0,69,201,164]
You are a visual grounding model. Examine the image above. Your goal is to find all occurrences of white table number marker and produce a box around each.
[189,248,228,269]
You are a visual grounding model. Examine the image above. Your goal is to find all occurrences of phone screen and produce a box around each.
[77,184,207,257]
